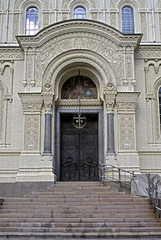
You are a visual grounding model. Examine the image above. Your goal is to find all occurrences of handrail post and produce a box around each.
[118,168,121,191]
[155,184,159,218]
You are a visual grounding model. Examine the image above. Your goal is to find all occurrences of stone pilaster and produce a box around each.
[104,83,117,163]
[116,92,140,172]
[16,93,44,182]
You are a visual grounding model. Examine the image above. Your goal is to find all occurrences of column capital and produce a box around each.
[44,100,53,114]
[104,82,117,113]
[18,93,43,113]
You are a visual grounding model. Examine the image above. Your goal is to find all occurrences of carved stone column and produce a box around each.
[43,100,52,156]
[116,92,140,172]
[104,83,117,156]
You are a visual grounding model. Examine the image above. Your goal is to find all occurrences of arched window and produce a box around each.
[26,7,38,35]
[159,87,161,129]
[61,75,97,99]
[122,6,134,34]
[74,6,86,19]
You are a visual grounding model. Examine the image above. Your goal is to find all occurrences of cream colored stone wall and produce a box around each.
[0,0,161,182]
[0,0,160,43]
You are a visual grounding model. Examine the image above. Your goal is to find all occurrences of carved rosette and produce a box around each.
[116,92,140,151]
[104,83,117,113]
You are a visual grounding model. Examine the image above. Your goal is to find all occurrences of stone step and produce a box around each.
[0,226,161,233]
[0,212,156,218]
[0,207,154,214]
[0,181,160,238]
[0,217,157,224]
[1,231,161,238]
[0,221,160,228]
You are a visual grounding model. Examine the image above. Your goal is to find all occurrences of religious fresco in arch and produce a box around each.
[61,76,97,99]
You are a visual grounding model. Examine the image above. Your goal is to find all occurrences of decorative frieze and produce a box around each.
[0,48,23,61]
[57,99,102,107]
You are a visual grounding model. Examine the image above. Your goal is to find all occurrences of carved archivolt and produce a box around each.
[14,0,48,10]
[42,52,115,100]
[62,0,97,9]
[110,0,145,8]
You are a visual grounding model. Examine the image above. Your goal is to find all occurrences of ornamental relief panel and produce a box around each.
[24,115,39,151]
[126,54,132,79]
[119,115,135,150]
[35,34,123,86]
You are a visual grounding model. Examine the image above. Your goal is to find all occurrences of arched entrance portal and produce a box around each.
[55,73,103,181]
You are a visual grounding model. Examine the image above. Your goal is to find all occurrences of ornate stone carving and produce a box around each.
[24,115,39,151]
[42,82,54,93]
[110,0,145,8]
[43,12,49,28]
[0,48,23,60]
[135,46,161,59]
[116,92,140,113]
[126,54,132,79]
[120,115,135,150]
[44,101,52,114]
[15,0,49,9]
[104,82,117,113]
[110,12,116,28]
[19,94,43,113]
[62,0,97,9]
[57,99,103,107]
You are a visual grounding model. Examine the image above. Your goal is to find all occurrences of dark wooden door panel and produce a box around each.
[60,114,98,181]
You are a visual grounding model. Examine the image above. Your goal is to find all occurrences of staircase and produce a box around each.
[0,181,161,238]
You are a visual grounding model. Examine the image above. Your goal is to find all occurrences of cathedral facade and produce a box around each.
[0,0,161,183]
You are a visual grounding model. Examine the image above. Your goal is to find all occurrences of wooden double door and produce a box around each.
[60,114,98,181]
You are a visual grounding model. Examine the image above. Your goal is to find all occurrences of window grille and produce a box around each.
[122,6,134,34]
[26,7,38,35]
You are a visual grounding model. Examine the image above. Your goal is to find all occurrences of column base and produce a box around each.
[105,154,117,166]
[117,153,140,173]
[16,154,56,182]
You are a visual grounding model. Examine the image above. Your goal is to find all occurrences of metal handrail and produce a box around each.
[99,164,134,191]
[146,173,161,218]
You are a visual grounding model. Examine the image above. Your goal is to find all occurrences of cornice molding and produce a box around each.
[16,20,142,50]
[57,99,103,107]
[0,47,23,60]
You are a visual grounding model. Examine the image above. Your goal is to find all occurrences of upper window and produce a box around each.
[26,7,38,35]
[122,6,134,34]
[74,6,86,19]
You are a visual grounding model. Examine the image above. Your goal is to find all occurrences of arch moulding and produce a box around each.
[42,51,116,100]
